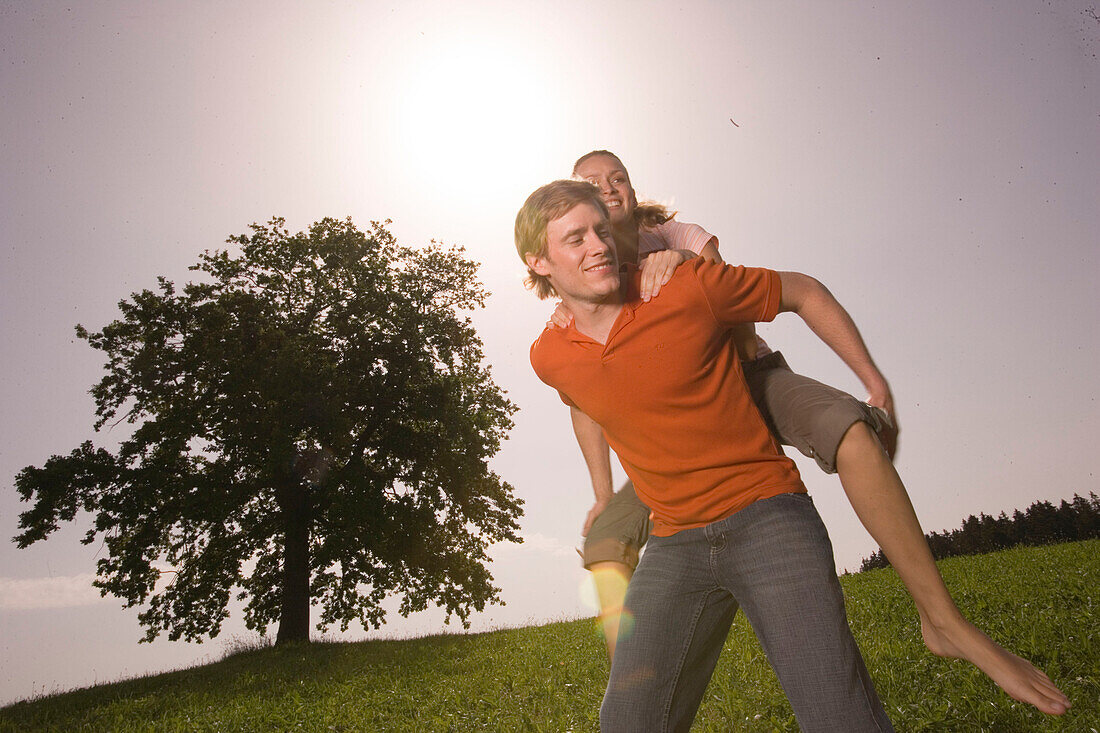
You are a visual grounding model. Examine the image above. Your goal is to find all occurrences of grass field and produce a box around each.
[2,540,1097,731]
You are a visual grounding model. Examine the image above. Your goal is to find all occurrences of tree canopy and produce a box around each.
[13,217,522,644]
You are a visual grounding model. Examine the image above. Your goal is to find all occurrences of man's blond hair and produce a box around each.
[514,180,609,300]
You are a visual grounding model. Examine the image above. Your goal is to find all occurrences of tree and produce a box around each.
[1023,500,1060,545]
[1069,492,1100,539]
[13,217,522,645]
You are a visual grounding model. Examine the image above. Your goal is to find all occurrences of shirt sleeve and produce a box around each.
[638,219,717,257]
[690,258,782,326]
[529,333,577,407]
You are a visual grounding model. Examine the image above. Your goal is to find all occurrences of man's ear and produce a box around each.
[525,251,551,277]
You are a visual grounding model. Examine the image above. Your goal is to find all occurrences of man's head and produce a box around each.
[515,179,619,303]
[573,150,637,227]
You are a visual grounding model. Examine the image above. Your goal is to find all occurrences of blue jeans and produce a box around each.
[600,492,893,733]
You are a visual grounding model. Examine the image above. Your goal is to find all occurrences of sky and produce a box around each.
[1,0,1097,707]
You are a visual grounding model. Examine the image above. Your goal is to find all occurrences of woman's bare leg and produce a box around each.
[835,422,1070,715]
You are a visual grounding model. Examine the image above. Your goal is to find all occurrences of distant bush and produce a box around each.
[860,492,1100,571]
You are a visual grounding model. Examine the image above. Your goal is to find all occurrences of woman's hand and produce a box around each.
[639,249,693,301]
[547,301,574,329]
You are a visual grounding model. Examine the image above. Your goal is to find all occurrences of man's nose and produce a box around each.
[588,234,612,253]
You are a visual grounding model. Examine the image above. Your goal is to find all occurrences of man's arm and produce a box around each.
[569,406,615,536]
[777,271,895,420]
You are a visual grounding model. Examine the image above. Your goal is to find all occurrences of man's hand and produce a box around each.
[547,301,574,329]
[865,381,900,460]
[865,383,895,422]
[639,249,692,302]
[582,495,612,536]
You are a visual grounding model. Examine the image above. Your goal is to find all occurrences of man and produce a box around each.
[558,151,1070,719]
[519,179,895,731]
[567,149,893,661]
[515,179,1068,730]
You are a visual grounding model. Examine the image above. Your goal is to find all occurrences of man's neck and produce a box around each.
[562,290,625,345]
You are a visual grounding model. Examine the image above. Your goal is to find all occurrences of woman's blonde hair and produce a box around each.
[633,201,677,230]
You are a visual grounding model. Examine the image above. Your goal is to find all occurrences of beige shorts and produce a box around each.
[743,351,894,474]
[581,481,650,570]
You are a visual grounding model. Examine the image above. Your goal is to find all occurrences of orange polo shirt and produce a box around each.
[530,258,805,536]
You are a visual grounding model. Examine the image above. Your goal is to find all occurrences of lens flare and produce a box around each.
[588,563,635,647]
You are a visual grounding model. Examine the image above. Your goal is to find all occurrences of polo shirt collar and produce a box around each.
[558,264,641,346]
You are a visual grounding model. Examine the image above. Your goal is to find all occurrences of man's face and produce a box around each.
[527,201,620,305]
[573,154,637,227]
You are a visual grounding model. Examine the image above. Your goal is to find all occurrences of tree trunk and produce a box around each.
[276,476,311,644]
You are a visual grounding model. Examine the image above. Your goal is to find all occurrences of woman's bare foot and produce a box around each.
[920,614,1071,715]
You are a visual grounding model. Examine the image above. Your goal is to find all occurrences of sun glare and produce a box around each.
[382,34,556,198]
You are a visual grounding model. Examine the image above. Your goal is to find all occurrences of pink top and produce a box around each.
[641,219,773,358]
[638,219,714,257]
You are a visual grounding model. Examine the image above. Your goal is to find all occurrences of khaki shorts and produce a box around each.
[743,351,894,474]
[581,351,895,569]
[582,481,651,570]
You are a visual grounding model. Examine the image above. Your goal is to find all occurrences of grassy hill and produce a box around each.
[2,540,1097,732]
